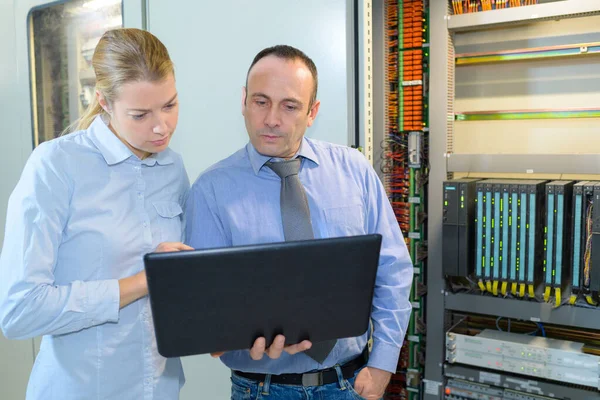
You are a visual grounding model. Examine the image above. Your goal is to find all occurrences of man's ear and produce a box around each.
[306,100,321,127]
[241,86,247,116]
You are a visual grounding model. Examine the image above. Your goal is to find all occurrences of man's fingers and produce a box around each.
[265,335,285,359]
[353,367,368,394]
[249,336,313,360]
[210,351,225,358]
[353,367,389,399]
[354,380,366,395]
[249,337,266,360]
[283,340,312,355]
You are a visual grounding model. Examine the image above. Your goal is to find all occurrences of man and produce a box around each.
[185,45,413,400]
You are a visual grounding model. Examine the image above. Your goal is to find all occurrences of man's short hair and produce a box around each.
[246,45,318,110]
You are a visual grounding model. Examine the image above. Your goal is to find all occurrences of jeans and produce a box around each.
[230,366,382,400]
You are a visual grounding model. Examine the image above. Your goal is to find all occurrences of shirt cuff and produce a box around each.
[367,340,401,373]
[84,279,120,326]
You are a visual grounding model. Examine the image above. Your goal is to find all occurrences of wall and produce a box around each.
[0,0,35,398]
[147,0,354,181]
[146,2,354,398]
[0,0,353,398]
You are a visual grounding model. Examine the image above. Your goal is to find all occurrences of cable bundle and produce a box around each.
[451,0,538,14]
[403,0,424,48]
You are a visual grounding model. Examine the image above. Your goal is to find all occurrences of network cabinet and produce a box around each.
[571,181,592,300]
[474,180,546,296]
[443,179,480,277]
[446,329,600,388]
[543,181,574,304]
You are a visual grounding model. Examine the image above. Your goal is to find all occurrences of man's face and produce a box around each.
[242,56,320,159]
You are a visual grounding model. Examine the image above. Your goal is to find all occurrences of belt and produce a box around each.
[232,350,367,387]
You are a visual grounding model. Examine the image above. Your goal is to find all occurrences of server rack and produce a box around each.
[442,178,479,278]
[543,181,574,306]
[422,1,600,400]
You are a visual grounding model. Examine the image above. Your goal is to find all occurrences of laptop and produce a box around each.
[144,234,382,358]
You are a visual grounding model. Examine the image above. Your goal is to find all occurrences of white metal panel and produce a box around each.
[147,0,353,181]
[448,0,600,32]
[453,15,600,156]
[146,1,353,398]
[358,0,373,165]
[0,335,33,400]
[2,1,354,398]
[123,0,145,29]
[1,1,141,398]
[1,0,36,396]
[0,0,31,251]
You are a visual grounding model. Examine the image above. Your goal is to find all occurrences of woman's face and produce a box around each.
[99,74,178,160]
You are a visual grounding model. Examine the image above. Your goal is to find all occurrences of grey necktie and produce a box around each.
[266,158,337,364]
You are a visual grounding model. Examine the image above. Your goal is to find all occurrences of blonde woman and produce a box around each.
[0,28,190,399]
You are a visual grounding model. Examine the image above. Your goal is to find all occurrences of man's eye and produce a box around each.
[132,114,146,120]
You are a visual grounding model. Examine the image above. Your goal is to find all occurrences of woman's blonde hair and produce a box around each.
[68,28,174,132]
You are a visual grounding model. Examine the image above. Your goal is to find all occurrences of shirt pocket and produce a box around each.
[153,201,184,242]
[323,204,366,237]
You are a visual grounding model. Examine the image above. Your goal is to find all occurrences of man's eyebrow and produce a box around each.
[251,93,270,100]
[281,98,303,106]
[251,93,304,107]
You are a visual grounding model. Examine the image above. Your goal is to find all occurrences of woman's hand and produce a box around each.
[155,242,194,253]
[118,242,193,308]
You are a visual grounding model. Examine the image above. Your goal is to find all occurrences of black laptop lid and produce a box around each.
[144,234,382,357]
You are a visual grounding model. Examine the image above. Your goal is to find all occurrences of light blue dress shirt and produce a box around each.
[185,137,413,374]
[0,116,189,400]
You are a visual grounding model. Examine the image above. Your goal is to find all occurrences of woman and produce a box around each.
[0,28,190,399]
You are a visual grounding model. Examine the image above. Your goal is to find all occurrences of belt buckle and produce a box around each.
[301,372,323,386]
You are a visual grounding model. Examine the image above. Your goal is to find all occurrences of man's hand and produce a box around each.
[249,335,312,360]
[353,367,392,399]
[210,335,312,360]
[155,242,194,252]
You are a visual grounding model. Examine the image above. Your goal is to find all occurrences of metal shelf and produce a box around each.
[447,0,600,32]
[445,293,600,330]
[445,364,600,399]
[455,108,600,120]
[455,42,600,65]
[447,153,600,174]
[421,2,600,400]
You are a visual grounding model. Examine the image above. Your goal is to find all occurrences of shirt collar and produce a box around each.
[247,137,320,175]
[142,149,174,166]
[88,115,173,166]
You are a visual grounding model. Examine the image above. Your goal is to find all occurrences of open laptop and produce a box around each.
[144,234,382,358]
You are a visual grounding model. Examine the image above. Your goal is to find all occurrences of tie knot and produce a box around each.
[266,158,301,179]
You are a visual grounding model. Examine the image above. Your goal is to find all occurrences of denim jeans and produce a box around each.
[230,366,383,400]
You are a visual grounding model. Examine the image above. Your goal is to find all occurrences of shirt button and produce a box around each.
[138,193,142,198]
[143,222,147,228]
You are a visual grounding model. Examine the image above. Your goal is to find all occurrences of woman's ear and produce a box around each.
[96,90,111,114]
